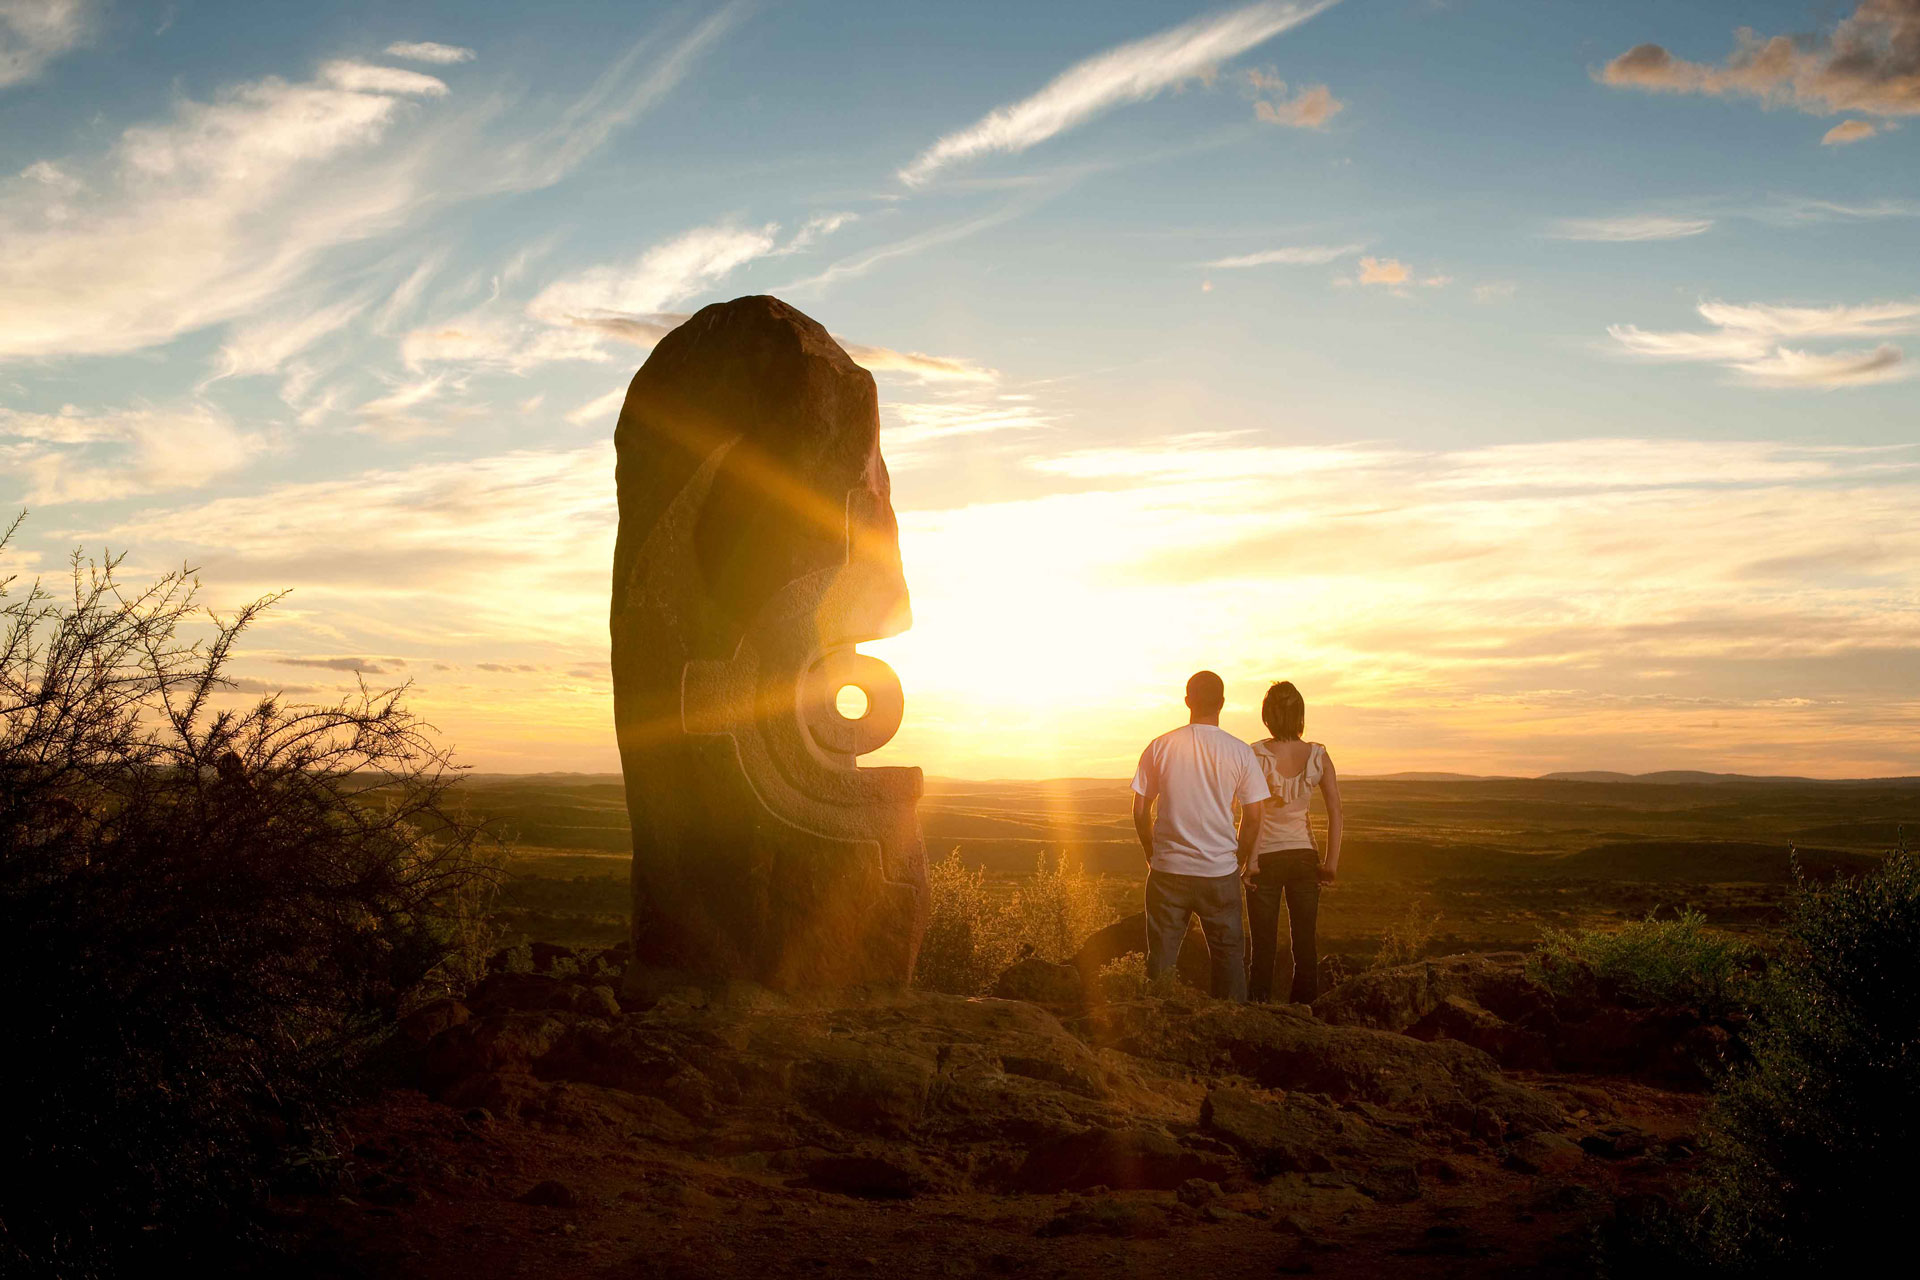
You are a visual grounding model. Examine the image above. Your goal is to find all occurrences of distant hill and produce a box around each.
[1540,770,1920,788]
[1360,771,1519,782]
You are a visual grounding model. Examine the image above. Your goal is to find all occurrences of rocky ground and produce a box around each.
[269,947,1724,1278]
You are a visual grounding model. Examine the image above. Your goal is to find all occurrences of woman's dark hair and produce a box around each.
[1262,681,1306,741]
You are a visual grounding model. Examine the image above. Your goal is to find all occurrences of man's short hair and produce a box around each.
[1185,670,1225,711]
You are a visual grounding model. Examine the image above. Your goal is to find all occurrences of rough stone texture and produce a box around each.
[1312,952,1552,1035]
[1313,953,1741,1087]
[610,295,927,990]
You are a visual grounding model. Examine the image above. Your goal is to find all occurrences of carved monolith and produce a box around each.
[610,295,927,990]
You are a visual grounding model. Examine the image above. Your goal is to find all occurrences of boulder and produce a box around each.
[1199,1087,1340,1175]
[611,295,927,991]
[1312,952,1551,1034]
[791,1043,935,1136]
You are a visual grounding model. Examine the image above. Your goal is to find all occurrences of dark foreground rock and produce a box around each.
[287,942,1711,1279]
[1313,952,1742,1086]
[405,945,1590,1210]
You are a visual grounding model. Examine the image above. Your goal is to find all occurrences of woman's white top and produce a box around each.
[1251,739,1325,855]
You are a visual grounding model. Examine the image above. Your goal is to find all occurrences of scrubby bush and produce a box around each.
[914,848,1115,995]
[1004,848,1112,967]
[0,525,497,1275]
[1532,909,1755,1014]
[1685,840,1920,1272]
[1370,898,1442,970]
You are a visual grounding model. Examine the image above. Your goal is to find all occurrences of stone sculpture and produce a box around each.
[610,295,927,990]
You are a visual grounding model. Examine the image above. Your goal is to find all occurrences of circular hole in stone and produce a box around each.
[834,684,870,721]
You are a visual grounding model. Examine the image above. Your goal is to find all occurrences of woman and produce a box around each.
[1244,681,1344,1003]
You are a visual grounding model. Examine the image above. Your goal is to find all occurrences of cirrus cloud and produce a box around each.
[385,41,476,65]
[900,0,1340,185]
[1608,298,1920,388]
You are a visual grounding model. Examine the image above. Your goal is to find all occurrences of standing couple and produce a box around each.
[1130,671,1345,1003]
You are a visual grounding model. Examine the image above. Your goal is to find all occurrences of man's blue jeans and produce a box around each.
[1144,868,1247,1002]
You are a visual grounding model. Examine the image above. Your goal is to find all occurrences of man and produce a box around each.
[1131,671,1268,1001]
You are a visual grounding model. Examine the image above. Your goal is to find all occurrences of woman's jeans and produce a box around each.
[1145,869,1247,1002]
[1248,848,1320,1003]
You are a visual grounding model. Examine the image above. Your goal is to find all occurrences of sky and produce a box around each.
[1,0,1917,779]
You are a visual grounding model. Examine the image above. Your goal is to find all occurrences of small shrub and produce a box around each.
[1371,899,1442,969]
[1531,909,1755,1013]
[1007,848,1111,965]
[1687,840,1920,1271]
[912,850,1010,995]
[914,848,1117,995]
[1096,952,1176,1002]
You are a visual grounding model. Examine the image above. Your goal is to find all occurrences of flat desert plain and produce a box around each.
[461,772,1919,960]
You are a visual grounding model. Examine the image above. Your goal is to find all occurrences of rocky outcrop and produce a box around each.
[610,295,927,991]
[409,945,1596,1207]
[1314,953,1742,1086]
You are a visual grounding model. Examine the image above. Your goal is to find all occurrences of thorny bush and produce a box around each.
[0,518,498,1276]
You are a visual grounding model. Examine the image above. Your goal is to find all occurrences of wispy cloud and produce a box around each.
[1204,243,1362,268]
[1,402,258,503]
[1600,2,1920,120]
[0,0,90,89]
[899,0,1339,185]
[781,200,1039,293]
[563,386,626,427]
[1608,299,1920,387]
[529,223,778,323]
[213,293,372,381]
[385,41,476,65]
[1549,214,1715,241]
[0,12,740,361]
[1695,300,1920,338]
[843,343,997,384]
[488,4,746,191]
[882,399,1052,470]
[1822,119,1881,144]
[278,655,396,674]
[1730,345,1906,387]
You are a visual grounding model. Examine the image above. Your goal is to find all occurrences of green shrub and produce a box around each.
[914,848,1116,995]
[0,528,497,1276]
[1687,841,1920,1271]
[1531,909,1755,1013]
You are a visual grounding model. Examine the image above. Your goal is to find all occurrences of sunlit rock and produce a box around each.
[610,294,927,990]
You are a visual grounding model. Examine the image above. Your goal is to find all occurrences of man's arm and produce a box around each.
[1235,798,1267,872]
[1132,792,1155,863]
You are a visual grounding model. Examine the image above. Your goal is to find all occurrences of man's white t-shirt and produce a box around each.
[1131,724,1270,877]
